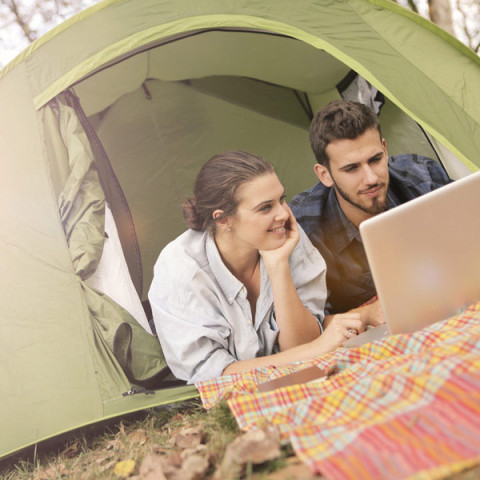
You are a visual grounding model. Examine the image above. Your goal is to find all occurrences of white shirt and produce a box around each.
[148,226,327,384]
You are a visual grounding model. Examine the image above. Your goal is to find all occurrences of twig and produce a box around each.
[4,0,36,42]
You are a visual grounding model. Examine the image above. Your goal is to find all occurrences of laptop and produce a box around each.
[343,169,480,348]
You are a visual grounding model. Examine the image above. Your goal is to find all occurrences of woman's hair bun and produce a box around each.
[183,197,204,231]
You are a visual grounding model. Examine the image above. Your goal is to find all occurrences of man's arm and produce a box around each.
[324,297,385,331]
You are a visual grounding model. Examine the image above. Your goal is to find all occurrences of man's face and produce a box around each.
[314,127,389,226]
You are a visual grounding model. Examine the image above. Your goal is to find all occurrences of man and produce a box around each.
[290,100,452,320]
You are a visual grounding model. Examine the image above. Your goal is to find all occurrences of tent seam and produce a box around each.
[178,79,311,130]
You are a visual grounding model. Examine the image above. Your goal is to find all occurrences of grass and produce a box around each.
[2,399,480,480]
[0,399,294,480]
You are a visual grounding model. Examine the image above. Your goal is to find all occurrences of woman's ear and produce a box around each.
[212,209,224,221]
[213,209,231,231]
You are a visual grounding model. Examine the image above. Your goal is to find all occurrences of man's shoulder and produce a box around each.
[389,154,451,187]
[290,181,329,206]
[289,182,331,234]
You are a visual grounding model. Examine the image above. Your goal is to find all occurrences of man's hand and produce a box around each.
[357,299,385,327]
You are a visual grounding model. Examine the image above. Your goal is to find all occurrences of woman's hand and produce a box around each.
[314,313,363,352]
[259,205,300,268]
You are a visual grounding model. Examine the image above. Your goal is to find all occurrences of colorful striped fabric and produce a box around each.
[196,301,480,479]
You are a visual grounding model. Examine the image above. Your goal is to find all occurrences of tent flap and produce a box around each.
[54,94,105,280]
[53,94,168,388]
[83,284,169,387]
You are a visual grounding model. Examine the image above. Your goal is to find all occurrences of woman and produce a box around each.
[148,151,362,384]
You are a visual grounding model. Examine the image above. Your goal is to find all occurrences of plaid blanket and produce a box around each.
[196,301,480,479]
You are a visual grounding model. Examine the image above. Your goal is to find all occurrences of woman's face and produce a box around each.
[226,172,290,252]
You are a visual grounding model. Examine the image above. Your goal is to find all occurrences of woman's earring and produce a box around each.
[227,227,232,232]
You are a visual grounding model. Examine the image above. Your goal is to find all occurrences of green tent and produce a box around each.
[1,0,479,460]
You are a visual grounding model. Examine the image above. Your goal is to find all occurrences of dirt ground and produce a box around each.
[1,399,479,480]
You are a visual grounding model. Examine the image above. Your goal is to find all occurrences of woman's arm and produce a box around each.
[260,207,324,350]
[223,311,362,375]
[264,260,321,350]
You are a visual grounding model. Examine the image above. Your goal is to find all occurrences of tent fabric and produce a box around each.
[0,71,197,459]
[6,0,478,169]
[0,61,109,458]
[1,0,480,461]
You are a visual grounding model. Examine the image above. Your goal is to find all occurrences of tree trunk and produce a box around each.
[4,0,35,41]
[428,0,456,36]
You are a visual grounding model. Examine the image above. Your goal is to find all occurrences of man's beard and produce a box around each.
[332,177,388,216]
